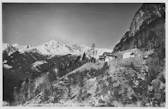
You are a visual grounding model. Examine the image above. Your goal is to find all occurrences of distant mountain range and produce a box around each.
[3,40,111,59]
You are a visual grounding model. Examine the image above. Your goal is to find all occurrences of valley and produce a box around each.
[2,3,165,107]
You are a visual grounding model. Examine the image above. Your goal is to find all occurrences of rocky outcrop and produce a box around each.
[113,3,165,60]
[129,3,165,37]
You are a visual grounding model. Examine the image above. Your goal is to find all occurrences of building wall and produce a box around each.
[99,56,114,62]
[105,56,114,62]
[123,53,134,58]
[105,57,110,62]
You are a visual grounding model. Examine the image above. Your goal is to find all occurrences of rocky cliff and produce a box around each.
[113,3,165,60]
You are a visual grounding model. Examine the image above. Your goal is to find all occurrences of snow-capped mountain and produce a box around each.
[3,43,10,51]
[12,43,32,50]
[36,40,111,58]
[3,43,18,57]
[3,43,33,57]
[3,40,111,58]
[3,43,17,53]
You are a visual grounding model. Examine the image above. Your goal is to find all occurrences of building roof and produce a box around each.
[99,55,105,59]
[103,52,114,57]
[123,52,134,55]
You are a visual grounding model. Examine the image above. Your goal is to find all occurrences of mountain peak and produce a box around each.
[12,43,32,50]
[43,40,66,47]
[113,3,165,53]
[12,43,20,47]
[3,43,10,50]
[129,3,165,37]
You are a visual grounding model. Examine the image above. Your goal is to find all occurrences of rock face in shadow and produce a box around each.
[113,3,165,60]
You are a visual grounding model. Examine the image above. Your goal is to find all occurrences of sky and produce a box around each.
[2,3,142,49]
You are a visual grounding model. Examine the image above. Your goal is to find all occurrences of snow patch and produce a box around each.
[3,60,7,63]
[32,61,47,68]
[36,46,51,55]
[3,64,12,69]
[12,43,20,47]
[18,49,25,54]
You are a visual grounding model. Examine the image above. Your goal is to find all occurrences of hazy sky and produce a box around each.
[3,3,142,49]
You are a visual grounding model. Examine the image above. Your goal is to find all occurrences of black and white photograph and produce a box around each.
[2,0,166,107]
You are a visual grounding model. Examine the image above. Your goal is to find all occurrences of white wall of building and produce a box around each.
[123,52,135,58]
[105,56,114,62]
[105,57,110,62]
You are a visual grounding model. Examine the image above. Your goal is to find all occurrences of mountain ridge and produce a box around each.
[3,40,111,58]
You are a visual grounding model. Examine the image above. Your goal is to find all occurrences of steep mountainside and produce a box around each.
[3,53,88,103]
[113,3,165,60]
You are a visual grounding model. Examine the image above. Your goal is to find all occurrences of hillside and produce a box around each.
[3,3,165,107]
[3,54,90,103]
[18,51,165,106]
